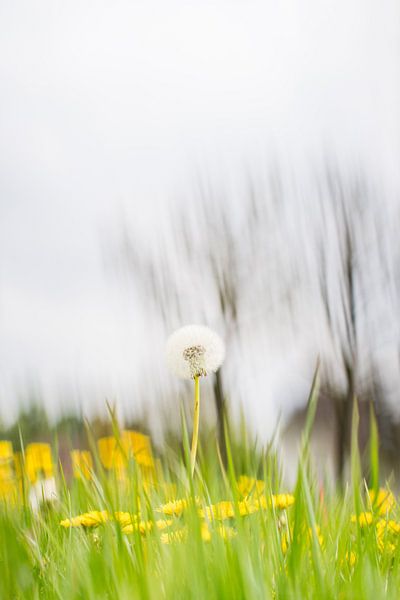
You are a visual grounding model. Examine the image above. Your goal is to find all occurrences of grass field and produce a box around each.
[1,390,399,600]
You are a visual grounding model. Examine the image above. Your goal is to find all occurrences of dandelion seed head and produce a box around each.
[166,325,225,380]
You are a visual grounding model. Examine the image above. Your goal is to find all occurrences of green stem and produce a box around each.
[190,376,200,476]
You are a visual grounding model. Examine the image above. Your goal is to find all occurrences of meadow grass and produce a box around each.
[1,394,399,600]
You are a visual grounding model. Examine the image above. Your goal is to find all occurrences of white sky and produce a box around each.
[0,0,399,431]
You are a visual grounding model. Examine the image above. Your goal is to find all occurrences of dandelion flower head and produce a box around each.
[166,325,225,380]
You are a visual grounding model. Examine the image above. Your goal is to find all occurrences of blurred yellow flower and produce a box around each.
[0,441,16,501]
[60,510,109,528]
[155,519,173,531]
[25,443,54,483]
[376,518,400,536]
[97,437,125,472]
[346,551,357,567]
[71,450,93,480]
[0,441,13,460]
[114,510,172,532]
[200,501,234,520]
[157,498,200,516]
[61,509,172,536]
[251,493,294,512]
[201,522,212,542]
[368,489,395,515]
[114,511,133,528]
[376,518,400,554]
[200,499,259,520]
[121,518,172,535]
[122,430,155,469]
[97,431,155,481]
[271,494,295,510]
[199,493,294,522]
[237,475,265,498]
[351,512,374,527]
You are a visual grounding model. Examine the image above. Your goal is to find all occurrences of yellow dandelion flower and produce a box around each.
[368,488,395,515]
[97,437,126,474]
[0,441,13,461]
[351,512,374,527]
[252,496,267,510]
[200,501,235,520]
[251,494,294,512]
[157,498,188,516]
[201,522,212,542]
[156,498,199,517]
[281,535,288,554]
[25,443,54,483]
[381,541,397,554]
[97,431,155,481]
[114,511,133,528]
[201,496,281,521]
[238,499,260,516]
[200,498,261,520]
[62,508,174,535]
[122,430,155,469]
[199,501,235,521]
[376,518,400,553]
[271,494,295,510]
[137,520,152,534]
[120,523,135,534]
[346,551,357,567]
[237,475,265,498]
[60,510,109,528]
[126,520,153,535]
[0,441,17,502]
[121,518,173,535]
[376,518,400,536]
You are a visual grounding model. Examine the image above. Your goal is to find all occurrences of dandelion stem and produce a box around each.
[190,376,200,475]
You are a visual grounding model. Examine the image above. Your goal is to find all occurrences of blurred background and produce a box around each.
[0,0,399,483]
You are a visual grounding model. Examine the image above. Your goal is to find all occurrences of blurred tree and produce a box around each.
[115,167,396,481]
[314,168,395,481]
[317,170,361,480]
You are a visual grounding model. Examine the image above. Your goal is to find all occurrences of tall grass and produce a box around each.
[0,396,399,599]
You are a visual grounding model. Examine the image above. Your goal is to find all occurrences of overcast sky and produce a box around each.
[0,0,399,429]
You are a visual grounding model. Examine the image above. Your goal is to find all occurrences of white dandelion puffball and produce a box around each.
[166,325,225,380]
